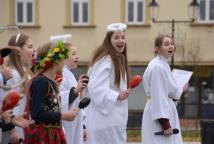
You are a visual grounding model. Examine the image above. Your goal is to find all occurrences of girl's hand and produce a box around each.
[61,108,78,121]
[183,83,189,93]
[0,66,12,80]
[83,128,87,142]
[117,90,129,101]
[1,109,13,123]
[164,127,173,136]
[9,128,20,144]
[75,74,89,93]
[12,113,35,128]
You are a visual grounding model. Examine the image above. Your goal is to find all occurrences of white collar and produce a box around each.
[64,65,71,71]
[158,54,171,62]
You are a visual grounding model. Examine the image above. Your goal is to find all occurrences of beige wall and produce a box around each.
[1,0,214,65]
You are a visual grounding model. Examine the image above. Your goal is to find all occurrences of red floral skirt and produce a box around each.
[24,123,67,144]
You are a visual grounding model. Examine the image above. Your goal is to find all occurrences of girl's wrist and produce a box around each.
[11,115,15,124]
[74,87,79,93]
[61,112,66,120]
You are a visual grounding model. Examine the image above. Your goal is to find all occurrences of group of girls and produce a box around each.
[0,22,188,144]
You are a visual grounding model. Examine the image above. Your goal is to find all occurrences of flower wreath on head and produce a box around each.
[32,41,69,72]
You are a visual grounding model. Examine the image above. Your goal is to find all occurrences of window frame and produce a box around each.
[125,0,145,25]
[71,0,90,25]
[14,0,35,25]
[198,0,214,23]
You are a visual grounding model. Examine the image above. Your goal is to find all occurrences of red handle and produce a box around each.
[0,58,4,65]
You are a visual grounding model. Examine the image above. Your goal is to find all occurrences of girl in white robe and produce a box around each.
[85,23,130,144]
[141,34,189,144]
[4,33,35,143]
[60,43,88,144]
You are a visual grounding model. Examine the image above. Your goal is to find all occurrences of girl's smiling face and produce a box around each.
[21,38,35,65]
[158,37,175,59]
[66,46,79,69]
[111,31,126,53]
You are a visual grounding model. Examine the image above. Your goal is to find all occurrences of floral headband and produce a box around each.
[32,41,69,72]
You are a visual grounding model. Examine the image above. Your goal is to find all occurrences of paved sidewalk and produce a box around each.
[127,142,200,144]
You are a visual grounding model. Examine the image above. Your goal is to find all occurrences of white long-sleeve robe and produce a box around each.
[0,72,14,144]
[141,55,183,144]
[0,73,5,143]
[60,66,85,144]
[1,69,27,143]
[85,55,128,144]
[0,73,5,106]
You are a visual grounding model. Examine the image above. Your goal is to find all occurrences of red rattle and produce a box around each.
[0,57,4,65]
[2,90,21,112]
[54,74,63,86]
[128,75,142,91]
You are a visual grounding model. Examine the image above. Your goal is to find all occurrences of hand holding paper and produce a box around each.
[172,69,193,91]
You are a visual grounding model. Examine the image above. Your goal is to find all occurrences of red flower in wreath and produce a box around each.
[45,61,53,69]
[31,58,35,65]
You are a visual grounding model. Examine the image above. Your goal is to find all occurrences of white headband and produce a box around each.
[49,34,72,43]
[15,33,21,45]
[106,23,127,33]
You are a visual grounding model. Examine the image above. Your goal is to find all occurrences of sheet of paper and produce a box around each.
[172,69,193,89]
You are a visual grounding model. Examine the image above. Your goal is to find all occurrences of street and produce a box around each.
[127,142,200,144]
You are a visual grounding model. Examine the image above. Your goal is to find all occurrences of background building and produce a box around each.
[1,0,214,130]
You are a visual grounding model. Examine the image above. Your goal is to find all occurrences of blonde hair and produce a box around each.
[8,33,30,77]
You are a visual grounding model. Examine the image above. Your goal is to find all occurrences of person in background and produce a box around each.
[24,41,78,144]
[60,42,88,144]
[84,23,130,144]
[141,34,189,144]
[3,33,35,143]
[0,46,34,144]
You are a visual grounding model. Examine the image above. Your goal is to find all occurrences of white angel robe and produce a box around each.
[84,55,128,144]
[60,65,85,144]
[0,72,12,144]
[141,55,183,144]
[0,73,5,143]
[1,69,27,143]
[0,73,5,106]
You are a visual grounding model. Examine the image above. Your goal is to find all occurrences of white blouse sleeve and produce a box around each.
[0,73,4,84]
[87,57,119,115]
[60,70,73,112]
[150,65,170,120]
[174,87,183,100]
[60,82,70,112]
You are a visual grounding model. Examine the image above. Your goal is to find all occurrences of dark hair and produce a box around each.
[90,31,129,88]
[8,33,30,77]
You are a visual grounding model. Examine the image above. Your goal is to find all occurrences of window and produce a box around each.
[199,0,214,23]
[15,0,35,25]
[71,0,90,25]
[125,0,145,24]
